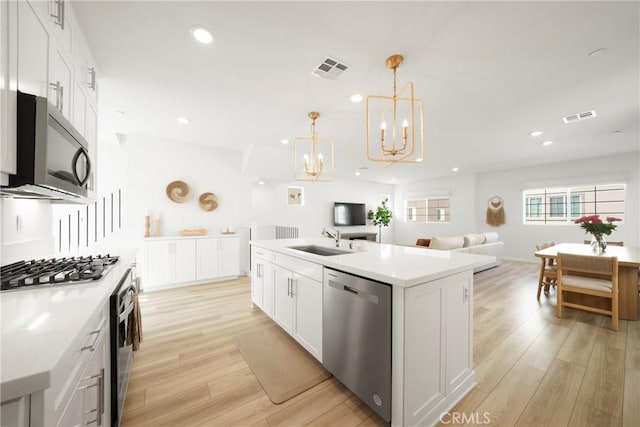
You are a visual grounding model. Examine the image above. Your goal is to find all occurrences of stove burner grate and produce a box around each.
[1,254,119,291]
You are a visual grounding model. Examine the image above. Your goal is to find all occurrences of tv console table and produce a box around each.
[341,232,377,241]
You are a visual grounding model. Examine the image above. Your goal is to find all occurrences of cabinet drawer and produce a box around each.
[272,252,322,282]
[252,247,273,262]
[44,303,108,424]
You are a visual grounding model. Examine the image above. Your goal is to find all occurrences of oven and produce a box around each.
[110,267,136,427]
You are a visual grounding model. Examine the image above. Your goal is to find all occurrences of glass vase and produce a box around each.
[590,234,607,253]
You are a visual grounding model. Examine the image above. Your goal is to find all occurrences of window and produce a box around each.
[405,197,450,223]
[523,184,625,225]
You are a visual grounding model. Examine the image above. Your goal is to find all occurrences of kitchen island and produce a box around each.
[250,237,494,427]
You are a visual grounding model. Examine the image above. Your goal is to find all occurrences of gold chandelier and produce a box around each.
[366,54,424,167]
[293,111,335,182]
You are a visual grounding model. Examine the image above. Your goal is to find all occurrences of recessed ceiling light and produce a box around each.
[355,171,361,176]
[541,140,553,146]
[530,130,543,137]
[177,117,190,124]
[280,139,289,145]
[257,180,265,185]
[452,167,459,172]
[350,94,363,103]
[391,178,396,182]
[588,48,606,58]
[190,25,213,44]
[416,158,423,162]
[611,130,622,135]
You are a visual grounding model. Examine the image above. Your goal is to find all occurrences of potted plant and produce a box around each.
[368,199,392,243]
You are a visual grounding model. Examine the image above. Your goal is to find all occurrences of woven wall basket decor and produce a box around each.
[166,180,192,203]
[199,192,218,212]
[486,196,506,227]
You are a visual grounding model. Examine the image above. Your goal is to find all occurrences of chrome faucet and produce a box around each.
[322,228,341,247]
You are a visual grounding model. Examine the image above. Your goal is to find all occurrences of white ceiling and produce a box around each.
[73,1,640,184]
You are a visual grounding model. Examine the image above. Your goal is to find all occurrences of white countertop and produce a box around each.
[143,233,239,241]
[0,246,137,402]
[251,237,495,287]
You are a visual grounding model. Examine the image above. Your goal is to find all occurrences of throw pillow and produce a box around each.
[463,233,486,247]
[429,236,465,250]
[416,238,431,247]
[483,232,499,243]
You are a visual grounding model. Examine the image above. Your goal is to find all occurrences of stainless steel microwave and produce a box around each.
[1,91,93,202]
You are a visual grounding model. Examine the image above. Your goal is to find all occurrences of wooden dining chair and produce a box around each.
[556,253,619,331]
[583,240,624,246]
[536,242,557,300]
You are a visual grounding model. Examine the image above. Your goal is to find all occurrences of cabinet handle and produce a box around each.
[88,67,96,90]
[463,286,470,301]
[290,278,295,297]
[80,370,103,425]
[51,0,65,29]
[49,81,61,110]
[81,322,104,351]
[286,277,291,297]
[59,84,64,111]
[97,368,104,426]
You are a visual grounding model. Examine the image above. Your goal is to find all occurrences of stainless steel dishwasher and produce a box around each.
[323,268,392,423]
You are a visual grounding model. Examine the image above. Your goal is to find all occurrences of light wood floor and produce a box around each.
[121,260,640,426]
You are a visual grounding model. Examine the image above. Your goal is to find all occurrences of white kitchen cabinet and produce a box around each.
[196,236,240,280]
[292,273,323,358]
[17,0,49,97]
[445,276,472,395]
[196,238,219,280]
[72,23,98,106]
[144,239,196,290]
[20,302,111,427]
[273,265,295,334]
[144,237,239,291]
[398,270,474,427]
[42,0,73,56]
[270,253,323,361]
[85,102,98,195]
[216,237,240,277]
[0,0,18,177]
[71,79,86,135]
[251,247,274,315]
[0,396,30,427]
[48,36,72,119]
[57,324,107,427]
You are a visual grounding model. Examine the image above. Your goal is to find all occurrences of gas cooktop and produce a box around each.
[0,254,120,291]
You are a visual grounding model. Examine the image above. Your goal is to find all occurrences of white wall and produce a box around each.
[392,174,477,246]
[251,179,394,242]
[474,152,639,261]
[122,135,253,238]
[391,152,639,262]
[0,198,54,264]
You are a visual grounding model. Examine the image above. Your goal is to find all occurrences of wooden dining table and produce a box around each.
[535,243,640,320]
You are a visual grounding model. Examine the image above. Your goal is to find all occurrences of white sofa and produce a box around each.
[417,232,503,273]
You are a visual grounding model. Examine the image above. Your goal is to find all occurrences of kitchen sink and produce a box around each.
[288,245,353,256]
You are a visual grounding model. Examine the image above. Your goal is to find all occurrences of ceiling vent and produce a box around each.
[311,57,348,80]
[562,110,597,124]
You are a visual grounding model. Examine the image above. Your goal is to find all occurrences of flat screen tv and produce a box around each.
[334,202,366,226]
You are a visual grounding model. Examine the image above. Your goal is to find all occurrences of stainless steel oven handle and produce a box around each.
[119,301,134,323]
